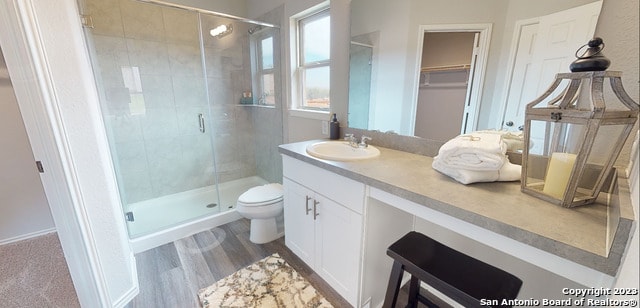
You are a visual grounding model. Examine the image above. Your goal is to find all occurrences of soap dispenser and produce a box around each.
[329,113,340,140]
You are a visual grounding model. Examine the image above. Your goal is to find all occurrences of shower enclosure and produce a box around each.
[78,0,283,249]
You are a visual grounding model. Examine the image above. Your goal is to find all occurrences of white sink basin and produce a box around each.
[306,141,380,161]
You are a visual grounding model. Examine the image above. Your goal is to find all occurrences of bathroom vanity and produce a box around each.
[279,140,635,308]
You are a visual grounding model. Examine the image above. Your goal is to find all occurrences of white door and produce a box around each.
[461,32,480,134]
[501,22,539,131]
[501,1,603,131]
[283,178,315,266]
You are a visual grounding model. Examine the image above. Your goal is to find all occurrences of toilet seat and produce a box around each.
[238,183,284,207]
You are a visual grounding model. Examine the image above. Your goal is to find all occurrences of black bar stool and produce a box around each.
[382,231,523,308]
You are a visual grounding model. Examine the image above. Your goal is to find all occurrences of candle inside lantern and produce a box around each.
[542,152,577,199]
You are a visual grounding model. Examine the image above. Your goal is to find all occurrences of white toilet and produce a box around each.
[236,183,284,244]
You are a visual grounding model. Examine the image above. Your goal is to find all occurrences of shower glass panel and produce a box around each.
[80,0,283,239]
[348,42,372,129]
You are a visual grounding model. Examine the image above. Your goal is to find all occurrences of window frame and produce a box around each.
[294,7,331,112]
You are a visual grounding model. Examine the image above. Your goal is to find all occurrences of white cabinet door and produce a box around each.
[283,178,315,266]
[314,193,362,305]
[283,157,365,307]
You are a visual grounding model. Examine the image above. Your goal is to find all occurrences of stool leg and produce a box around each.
[382,261,404,308]
[406,275,419,308]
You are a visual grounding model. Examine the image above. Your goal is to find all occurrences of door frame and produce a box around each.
[409,23,492,136]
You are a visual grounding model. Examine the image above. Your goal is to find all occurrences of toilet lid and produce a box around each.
[238,183,284,205]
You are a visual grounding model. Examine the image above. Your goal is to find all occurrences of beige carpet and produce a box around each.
[198,253,333,308]
[0,232,80,308]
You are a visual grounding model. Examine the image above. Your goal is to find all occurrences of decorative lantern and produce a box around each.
[521,38,639,207]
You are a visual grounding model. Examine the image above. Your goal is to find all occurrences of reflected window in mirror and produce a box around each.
[295,8,330,111]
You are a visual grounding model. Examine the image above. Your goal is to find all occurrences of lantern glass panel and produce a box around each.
[602,79,631,111]
[590,124,626,165]
[577,124,628,191]
[525,119,587,199]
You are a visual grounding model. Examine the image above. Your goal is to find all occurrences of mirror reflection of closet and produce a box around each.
[415,32,477,141]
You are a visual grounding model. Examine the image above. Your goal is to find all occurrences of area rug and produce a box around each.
[198,253,334,308]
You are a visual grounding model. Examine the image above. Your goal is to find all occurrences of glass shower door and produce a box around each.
[79,0,222,237]
[198,14,281,211]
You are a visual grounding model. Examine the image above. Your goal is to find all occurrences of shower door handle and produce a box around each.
[198,113,205,133]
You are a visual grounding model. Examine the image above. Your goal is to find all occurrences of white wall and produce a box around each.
[593,0,639,167]
[0,48,54,244]
[614,133,639,299]
[0,0,137,306]
[598,0,639,290]
[597,0,640,295]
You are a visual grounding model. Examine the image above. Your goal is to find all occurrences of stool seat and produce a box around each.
[383,231,522,308]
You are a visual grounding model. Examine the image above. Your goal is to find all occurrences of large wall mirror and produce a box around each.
[348,0,602,142]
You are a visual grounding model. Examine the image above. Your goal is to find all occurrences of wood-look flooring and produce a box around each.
[128,219,352,308]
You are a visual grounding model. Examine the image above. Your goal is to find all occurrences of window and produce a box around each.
[296,9,330,110]
[253,32,276,106]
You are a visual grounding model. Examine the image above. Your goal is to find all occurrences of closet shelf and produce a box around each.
[420,64,471,73]
[419,82,468,89]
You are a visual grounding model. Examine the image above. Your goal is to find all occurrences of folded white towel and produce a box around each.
[475,130,525,152]
[435,132,507,171]
[432,159,521,185]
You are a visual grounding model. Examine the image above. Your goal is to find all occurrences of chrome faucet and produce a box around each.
[344,134,372,148]
[359,136,372,148]
[344,134,358,147]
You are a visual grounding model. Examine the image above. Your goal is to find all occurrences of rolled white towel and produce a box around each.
[432,159,521,185]
[435,132,507,171]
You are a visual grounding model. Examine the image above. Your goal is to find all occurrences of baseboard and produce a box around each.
[130,210,242,253]
[112,252,139,308]
[0,227,57,246]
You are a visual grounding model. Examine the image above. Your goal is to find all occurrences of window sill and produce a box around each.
[289,108,330,121]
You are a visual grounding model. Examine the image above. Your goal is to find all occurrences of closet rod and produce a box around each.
[421,64,470,72]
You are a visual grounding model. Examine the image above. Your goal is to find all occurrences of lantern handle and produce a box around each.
[575,40,605,59]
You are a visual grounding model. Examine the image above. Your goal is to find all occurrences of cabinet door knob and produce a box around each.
[305,196,312,215]
[313,200,320,220]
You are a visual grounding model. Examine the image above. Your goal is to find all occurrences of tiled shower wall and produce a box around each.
[250,6,285,185]
[86,0,281,204]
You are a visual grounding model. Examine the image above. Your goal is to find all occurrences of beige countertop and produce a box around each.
[279,139,635,276]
